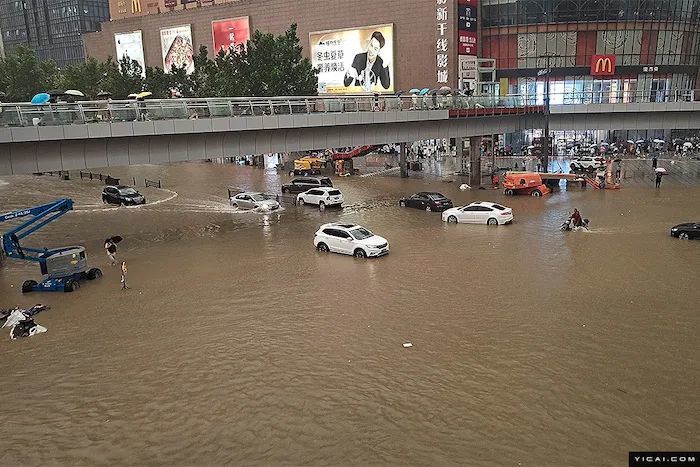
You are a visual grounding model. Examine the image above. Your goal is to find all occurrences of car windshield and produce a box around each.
[250,194,266,201]
[119,188,138,195]
[349,227,373,240]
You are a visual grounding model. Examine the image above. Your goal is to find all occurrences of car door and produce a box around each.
[336,230,355,254]
[459,206,479,223]
[322,228,343,253]
[290,179,306,193]
[410,194,428,209]
[233,195,248,209]
[478,206,495,223]
[305,189,322,204]
[106,187,119,204]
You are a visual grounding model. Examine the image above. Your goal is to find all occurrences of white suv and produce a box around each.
[298,187,344,209]
[313,223,389,258]
[570,156,606,171]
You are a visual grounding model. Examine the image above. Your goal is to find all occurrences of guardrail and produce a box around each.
[0,89,697,127]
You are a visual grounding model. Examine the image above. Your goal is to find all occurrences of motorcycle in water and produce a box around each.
[1,304,50,340]
[560,218,590,231]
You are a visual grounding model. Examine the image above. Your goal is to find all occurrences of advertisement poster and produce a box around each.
[212,17,250,54]
[114,31,146,77]
[160,25,195,74]
[310,24,394,94]
[458,0,478,55]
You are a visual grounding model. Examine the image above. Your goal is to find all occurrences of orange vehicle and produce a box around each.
[502,172,551,197]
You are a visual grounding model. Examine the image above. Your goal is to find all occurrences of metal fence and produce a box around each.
[0,89,697,128]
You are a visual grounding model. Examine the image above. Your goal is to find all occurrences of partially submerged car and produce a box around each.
[230,192,280,211]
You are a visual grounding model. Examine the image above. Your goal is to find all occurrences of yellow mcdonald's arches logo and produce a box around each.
[595,57,612,73]
[131,0,141,13]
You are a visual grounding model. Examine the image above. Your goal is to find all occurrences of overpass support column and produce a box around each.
[455,138,464,174]
[400,142,408,178]
[470,136,481,188]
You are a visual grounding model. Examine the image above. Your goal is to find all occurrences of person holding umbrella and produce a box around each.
[655,168,666,188]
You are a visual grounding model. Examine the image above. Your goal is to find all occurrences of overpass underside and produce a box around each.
[1,106,699,176]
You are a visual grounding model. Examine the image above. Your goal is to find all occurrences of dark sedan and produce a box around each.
[102,185,146,206]
[399,192,453,212]
[670,222,700,240]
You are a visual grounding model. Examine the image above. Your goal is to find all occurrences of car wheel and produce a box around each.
[317,242,329,252]
[487,217,498,225]
[531,190,542,197]
[21,280,37,294]
[64,280,76,293]
[282,187,288,193]
[504,189,514,196]
[447,215,458,224]
[86,268,102,280]
[399,200,405,207]
[353,249,367,259]
[231,203,238,209]
[679,233,689,240]
[298,198,305,205]
[288,170,294,176]
[319,201,326,211]
[425,205,432,212]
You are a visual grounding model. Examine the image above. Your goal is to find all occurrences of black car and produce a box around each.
[281,177,333,194]
[399,192,453,212]
[670,223,700,240]
[102,185,146,205]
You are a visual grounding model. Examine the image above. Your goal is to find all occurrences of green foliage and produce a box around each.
[0,46,59,101]
[59,58,107,99]
[0,25,317,102]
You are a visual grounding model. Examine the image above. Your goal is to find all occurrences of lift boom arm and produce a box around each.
[0,198,74,262]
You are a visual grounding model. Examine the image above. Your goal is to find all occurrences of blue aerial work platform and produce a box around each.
[0,198,102,293]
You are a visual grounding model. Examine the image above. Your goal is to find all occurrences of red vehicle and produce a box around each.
[502,172,551,197]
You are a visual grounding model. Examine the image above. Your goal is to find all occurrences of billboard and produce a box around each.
[212,17,250,54]
[160,25,195,74]
[310,24,394,94]
[458,0,478,55]
[114,31,146,77]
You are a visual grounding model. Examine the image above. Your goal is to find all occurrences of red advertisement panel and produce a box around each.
[212,17,251,54]
[591,54,616,76]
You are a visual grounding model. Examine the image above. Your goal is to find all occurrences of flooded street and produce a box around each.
[1,163,698,466]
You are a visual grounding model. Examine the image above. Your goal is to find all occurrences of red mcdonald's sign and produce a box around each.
[591,54,616,76]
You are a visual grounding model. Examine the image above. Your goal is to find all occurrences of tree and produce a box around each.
[143,66,171,98]
[104,56,144,99]
[60,58,107,99]
[0,46,59,101]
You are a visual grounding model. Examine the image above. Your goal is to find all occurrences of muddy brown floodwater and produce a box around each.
[0,163,698,466]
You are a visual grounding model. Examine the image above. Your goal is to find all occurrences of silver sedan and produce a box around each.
[230,192,280,211]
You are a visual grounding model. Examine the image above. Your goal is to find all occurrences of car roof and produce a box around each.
[320,222,360,230]
[467,201,501,207]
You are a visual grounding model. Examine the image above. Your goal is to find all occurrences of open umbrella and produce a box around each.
[683,141,693,148]
[438,86,452,95]
[96,91,112,98]
[653,138,665,144]
[395,91,404,97]
[419,88,430,96]
[136,91,152,100]
[65,89,85,97]
[127,93,139,99]
[31,93,51,105]
[655,167,667,174]
[409,88,420,94]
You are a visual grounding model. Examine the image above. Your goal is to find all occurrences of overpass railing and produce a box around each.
[0,89,697,127]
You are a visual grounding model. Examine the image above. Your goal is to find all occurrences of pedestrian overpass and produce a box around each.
[1,91,699,176]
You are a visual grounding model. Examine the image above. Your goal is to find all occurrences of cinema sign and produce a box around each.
[591,54,616,76]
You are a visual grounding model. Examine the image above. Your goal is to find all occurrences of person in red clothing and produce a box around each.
[569,208,583,228]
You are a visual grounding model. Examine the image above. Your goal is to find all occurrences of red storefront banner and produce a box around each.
[591,54,616,76]
[458,0,478,55]
[212,17,250,54]
[459,32,477,55]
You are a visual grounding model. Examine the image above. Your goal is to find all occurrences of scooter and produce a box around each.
[561,218,590,231]
[1,304,50,340]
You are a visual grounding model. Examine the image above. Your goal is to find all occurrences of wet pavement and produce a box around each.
[0,162,698,466]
